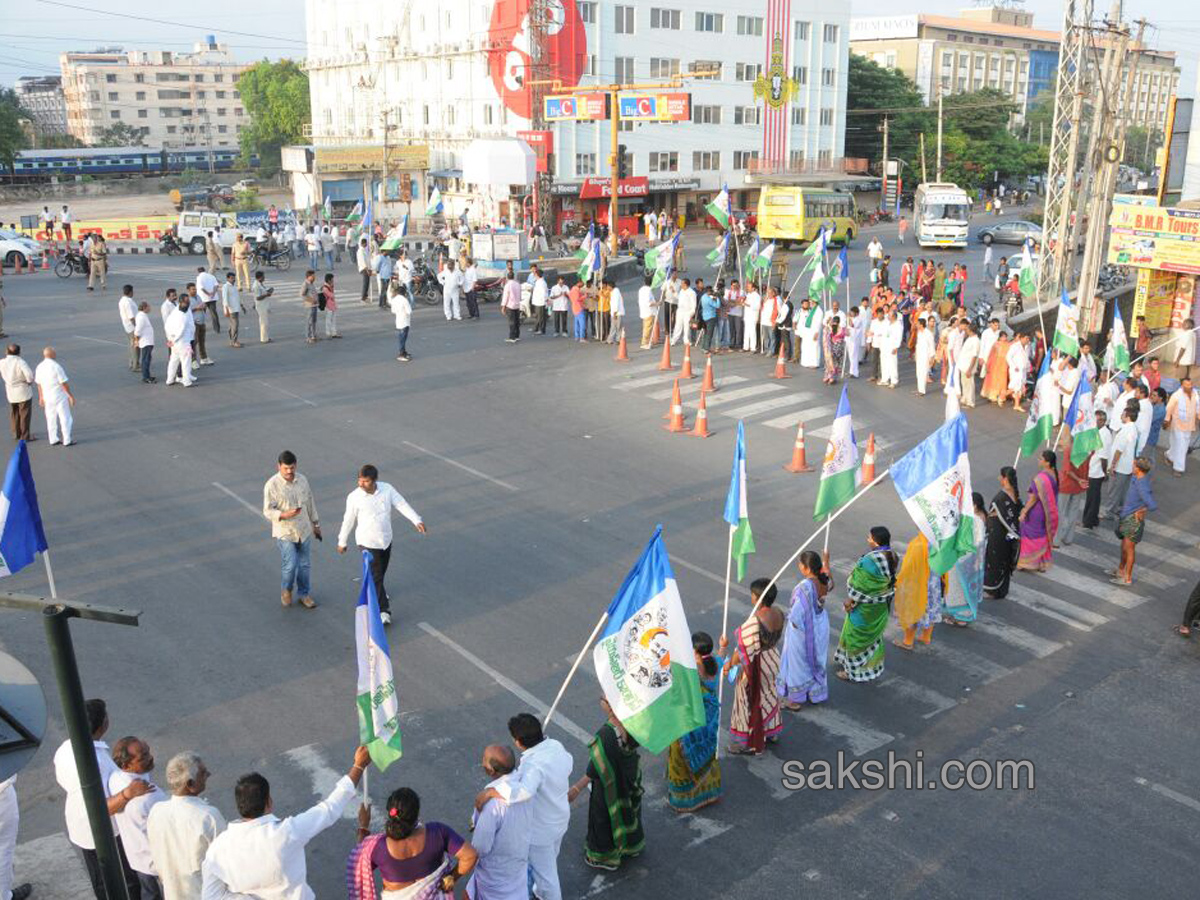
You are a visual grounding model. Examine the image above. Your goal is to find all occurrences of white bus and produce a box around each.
[914,182,971,248]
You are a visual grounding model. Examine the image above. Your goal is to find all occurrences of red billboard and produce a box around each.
[517,129,554,173]
[579,177,650,199]
[487,0,587,120]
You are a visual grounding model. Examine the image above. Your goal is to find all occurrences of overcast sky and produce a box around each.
[2,0,1196,94]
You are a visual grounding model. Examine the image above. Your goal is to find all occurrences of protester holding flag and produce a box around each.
[1055,431,1089,546]
[666,633,723,812]
[833,528,899,682]
[943,493,988,624]
[893,532,948,650]
[983,467,1022,599]
[1017,451,1060,572]
[776,551,831,709]
[822,315,846,385]
[719,578,783,754]
[568,698,644,872]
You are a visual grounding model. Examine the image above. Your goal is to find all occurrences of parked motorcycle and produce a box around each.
[159,232,184,256]
[54,250,88,279]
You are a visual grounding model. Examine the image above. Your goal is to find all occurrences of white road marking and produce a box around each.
[797,707,895,756]
[695,383,787,408]
[402,440,518,492]
[646,375,749,401]
[762,407,837,430]
[258,380,318,406]
[1081,529,1198,570]
[72,334,125,346]
[1035,565,1145,610]
[417,621,592,746]
[13,833,93,899]
[613,374,672,392]
[1134,776,1200,814]
[968,618,1063,658]
[808,425,891,453]
[1005,583,1110,631]
[670,556,753,597]
[918,640,1012,685]
[719,395,822,420]
[1055,541,1179,590]
[212,481,262,517]
[742,752,793,799]
[283,743,358,819]
[1140,519,1200,547]
[604,361,665,378]
[877,675,960,719]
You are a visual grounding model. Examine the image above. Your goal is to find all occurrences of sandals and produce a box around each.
[1172,625,1191,638]
[942,615,969,627]
[891,639,914,652]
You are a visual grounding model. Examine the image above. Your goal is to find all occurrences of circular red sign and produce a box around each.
[488,0,587,120]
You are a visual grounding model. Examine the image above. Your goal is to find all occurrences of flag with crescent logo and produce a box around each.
[813,386,859,520]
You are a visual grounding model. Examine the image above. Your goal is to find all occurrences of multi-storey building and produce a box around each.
[59,38,252,149]
[850,6,1179,131]
[303,0,851,229]
[14,76,68,137]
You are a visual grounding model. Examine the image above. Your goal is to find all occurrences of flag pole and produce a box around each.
[1051,422,1067,452]
[823,516,832,554]
[716,524,735,710]
[544,612,608,729]
[42,550,58,600]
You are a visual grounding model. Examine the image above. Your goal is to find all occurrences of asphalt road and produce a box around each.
[2,230,1197,900]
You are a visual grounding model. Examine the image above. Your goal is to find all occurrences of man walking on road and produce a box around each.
[196,267,222,337]
[165,298,196,387]
[222,272,244,348]
[87,233,108,292]
[0,344,35,440]
[118,284,138,372]
[337,464,426,626]
[263,450,321,610]
[300,270,320,344]
[134,301,156,384]
[35,347,74,446]
[204,231,223,274]
[231,234,252,290]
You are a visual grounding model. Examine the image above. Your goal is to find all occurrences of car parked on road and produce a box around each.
[977,220,1042,246]
[0,229,44,268]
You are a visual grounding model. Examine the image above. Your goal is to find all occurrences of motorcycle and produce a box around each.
[970,297,994,335]
[409,259,442,306]
[159,232,184,256]
[252,243,292,271]
[475,275,504,303]
[54,250,88,279]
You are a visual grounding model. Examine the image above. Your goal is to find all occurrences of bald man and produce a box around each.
[466,744,532,900]
[34,347,75,446]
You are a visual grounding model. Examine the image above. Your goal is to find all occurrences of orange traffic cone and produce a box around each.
[783,421,814,473]
[690,390,713,438]
[663,379,688,432]
[861,433,877,482]
[770,343,790,379]
[680,343,696,379]
[701,353,717,393]
[614,330,630,362]
[41,249,49,270]
[658,335,675,371]
[14,255,24,275]
[650,317,661,347]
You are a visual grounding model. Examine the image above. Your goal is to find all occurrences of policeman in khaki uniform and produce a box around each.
[87,234,108,291]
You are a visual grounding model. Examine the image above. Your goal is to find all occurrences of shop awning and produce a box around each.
[463,139,536,187]
[428,168,463,179]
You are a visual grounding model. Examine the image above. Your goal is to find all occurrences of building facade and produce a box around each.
[850,6,1179,131]
[15,76,68,137]
[59,38,252,148]
[304,0,850,229]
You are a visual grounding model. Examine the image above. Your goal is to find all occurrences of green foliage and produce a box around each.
[1024,88,1055,145]
[845,54,926,168]
[940,88,1018,141]
[1123,126,1162,169]
[0,88,30,169]
[234,190,263,212]
[36,133,85,150]
[236,59,310,169]
[94,123,146,147]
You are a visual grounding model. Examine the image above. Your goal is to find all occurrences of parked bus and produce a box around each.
[756,186,857,248]
[913,182,971,248]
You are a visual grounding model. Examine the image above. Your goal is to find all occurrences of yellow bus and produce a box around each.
[755,186,857,248]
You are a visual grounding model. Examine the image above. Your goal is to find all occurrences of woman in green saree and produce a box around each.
[833,526,899,683]
[569,698,645,871]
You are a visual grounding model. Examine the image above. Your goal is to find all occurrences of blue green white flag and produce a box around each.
[1020,354,1057,457]
[355,551,402,770]
[813,386,859,519]
[1053,289,1080,357]
[723,421,756,580]
[1110,304,1131,372]
[1065,371,1103,466]
[705,185,731,229]
[425,187,444,217]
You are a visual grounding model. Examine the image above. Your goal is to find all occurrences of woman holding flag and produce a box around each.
[719,579,784,754]
[942,492,988,624]
[777,551,831,709]
[1017,451,1060,572]
[666,633,723,812]
[569,698,645,872]
[833,527,899,682]
[892,532,947,649]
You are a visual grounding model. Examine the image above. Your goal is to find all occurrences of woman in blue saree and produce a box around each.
[778,550,831,710]
[666,632,722,811]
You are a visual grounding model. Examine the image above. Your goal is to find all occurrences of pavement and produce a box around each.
[1,221,1197,900]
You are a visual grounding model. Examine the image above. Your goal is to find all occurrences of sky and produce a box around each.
[1,0,1197,94]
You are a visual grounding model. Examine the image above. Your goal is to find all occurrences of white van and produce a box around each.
[175,211,240,255]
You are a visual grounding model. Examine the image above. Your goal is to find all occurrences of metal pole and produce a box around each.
[936,95,943,182]
[610,89,620,257]
[43,606,130,900]
[881,116,890,207]
[919,132,928,184]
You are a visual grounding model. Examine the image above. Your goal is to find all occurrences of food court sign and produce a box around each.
[1107,204,1200,274]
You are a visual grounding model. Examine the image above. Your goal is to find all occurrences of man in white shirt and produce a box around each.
[979,319,1001,374]
[661,274,680,339]
[673,279,697,346]
[608,279,625,345]
[220,273,243,349]
[867,236,883,268]
[392,280,413,362]
[637,275,657,349]
[478,714,573,900]
[0,775,32,900]
[194,268,219,363]
[742,282,762,352]
[957,322,982,407]
[1171,317,1196,380]
[0,344,35,440]
[1082,410,1112,529]
[439,259,464,321]
[461,257,480,319]
[253,271,274,344]
[337,464,426,626]
[530,266,549,335]
[148,753,225,900]
[201,746,369,900]
[35,346,75,446]
[118,285,138,372]
[395,250,414,297]
[1078,340,1097,383]
[1133,383,1153,454]
[913,317,936,395]
[109,738,167,900]
[305,228,320,270]
[54,698,151,900]
[1164,377,1198,475]
[794,299,823,367]
[1104,405,1139,519]
[61,204,73,242]
[550,275,570,337]
[134,302,156,384]
[466,746,533,900]
[879,311,903,387]
[165,299,197,387]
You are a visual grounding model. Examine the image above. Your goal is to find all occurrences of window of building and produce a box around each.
[615,5,634,34]
[689,60,721,80]
[790,149,805,168]
[819,107,833,126]
[818,149,831,165]
[217,108,226,116]
[166,125,176,134]
[447,106,456,124]
[584,54,598,76]
[733,150,759,170]
[948,33,959,42]
[215,90,225,98]
[692,150,720,170]
[649,151,679,172]
[484,104,494,125]
[135,109,146,118]
[615,56,634,84]
[735,62,762,82]
[194,74,204,82]
[232,90,239,98]
[650,8,680,30]
[196,90,206,98]
[737,16,763,36]
[107,91,118,101]
[692,104,721,124]
[214,74,224,82]
[791,106,806,125]
[795,21,810,40]
[994,39,1004,47]
[734,106,761,125]
[957,77,967,91]
[695,12,723,33]
[218,124,227,133]
[105,74,116,83]
[576,152,596,175]
[235,107,243,116]
[822,67,835,86]
[823,23,838,42]
[792,65,808,84]
[89,91,100,101]
[964,35,974,43]
[423,105,430,124]
[110,110,120,119]
[578,1,596,24]
[975,56,984,69]
[990,58,999,70]
[136,91,145,100]
[134,73,144,83]
[650,58,680,78]
[979,38,989,45]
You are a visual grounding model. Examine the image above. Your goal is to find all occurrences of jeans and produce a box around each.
[716,317,730,348]
[306,306,318,340]
[507,307,521,340]
[309,251,320,270]
[363,544,392,613]
[324,250,334,269]
[361,271,372,302]
[397,326,409,356]
[277,538,312,597]
[324,309,337,337]
[573,311,586,340]
[702,318,717,351]
[729,315,743,349]
[139,345,153,380]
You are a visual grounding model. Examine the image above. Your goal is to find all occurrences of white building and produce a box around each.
[60,38,252,148]
[304,0,849,229]
[15,76,68,137]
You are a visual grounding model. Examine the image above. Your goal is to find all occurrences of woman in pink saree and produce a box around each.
[1017,450,1060,572]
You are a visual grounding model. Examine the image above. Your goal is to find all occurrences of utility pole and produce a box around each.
[881,115,890,202]
[527,0,552,232]
[936,93,944,182]
[919,132,928,183]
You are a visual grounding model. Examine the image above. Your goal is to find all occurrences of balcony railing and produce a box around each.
[747,157,870,176]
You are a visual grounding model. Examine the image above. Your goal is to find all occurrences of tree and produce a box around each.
[1023,86,1055,146]
[845,53,926,171]
[0,88,29,169]
[1123,125,1162,170]
[94,123,147,147]
[940,88,1019,141]
[237,59,310,169]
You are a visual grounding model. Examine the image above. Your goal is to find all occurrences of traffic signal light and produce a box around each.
[617,144,629,180]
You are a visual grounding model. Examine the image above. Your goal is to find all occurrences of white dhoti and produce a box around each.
[528,836,564,900]
[1168,427,1191,473]
[1009,366,1027,394]
[743,311,759,351]
[167,344,195,386]
[672,305,695,345]
[799,333,821,367]
[0,777,17,900]
[44,397,72,444]
[916,351,932,393]
[882,349,899,385]
[848,334,862,377]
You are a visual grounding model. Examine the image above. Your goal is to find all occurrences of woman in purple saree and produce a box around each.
[1018,451,1060,572]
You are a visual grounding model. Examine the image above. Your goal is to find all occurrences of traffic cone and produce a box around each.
[680,343,696,379]
[614,330,630,362]
[650,317,661,347]
[663,378,688,432]
[770,343,791,379]
[689,390,713,438]
[783,421,814,473]
[14,255,24,275]
[41,252,49,270]
[701,353,717,393]
[658,335,674,371]
[861,433,877,482]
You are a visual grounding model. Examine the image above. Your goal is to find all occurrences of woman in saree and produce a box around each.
[347,787,477,900]
[833,527,899,682]
[892,532,947,649]
[980,332,1012,402]
[822,315,846,384]
[1018,451,1060,572]
[943,492,989,624]
[918,260,935,303]
[720,578,783,754]
[666,632,722,812]
[569,697,643,872]
[984,467,1022,598]
[777,550,831,710]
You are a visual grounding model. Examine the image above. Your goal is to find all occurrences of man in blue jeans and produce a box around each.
[262,450,321,609]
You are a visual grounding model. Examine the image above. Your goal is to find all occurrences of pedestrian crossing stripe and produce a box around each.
[1036,564,1145,610]
[1084,527,1197,571]
[877,674,960,718]
[646,375,750,401]
[718,395,828,420]
[1004,583,1110,631]
[694,384,787,407]
[1054,541,1178,591]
